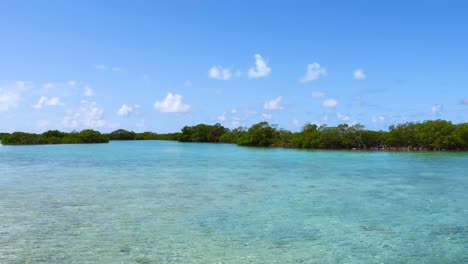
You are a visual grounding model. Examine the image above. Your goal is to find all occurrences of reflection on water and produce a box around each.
[1,141,467,263]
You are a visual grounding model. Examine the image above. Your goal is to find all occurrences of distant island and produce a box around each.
[1,119,467,150]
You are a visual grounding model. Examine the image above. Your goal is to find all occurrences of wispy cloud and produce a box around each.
[217,112,227,121]
[262,113,272,119]
[84,86,93,97]
[336,112,350,121]
[32,96,63,109]
[431,104,443,115]
[94,65,121,72]
[154,93,190,113]
[94,65,108,70]
[248,54,271,78]
[322,98,337,108]
[312,91,325,98]
[0,81,31,112]
[300,63,326,83]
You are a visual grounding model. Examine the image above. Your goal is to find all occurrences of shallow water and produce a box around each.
[0,141,467,263]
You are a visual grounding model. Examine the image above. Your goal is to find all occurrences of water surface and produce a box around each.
[1,141,467,263]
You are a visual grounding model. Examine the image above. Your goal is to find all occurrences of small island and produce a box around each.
[1,119,467,150]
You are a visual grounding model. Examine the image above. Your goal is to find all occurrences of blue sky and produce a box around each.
[1,1,467,133]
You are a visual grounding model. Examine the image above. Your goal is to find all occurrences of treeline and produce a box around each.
[0,129,181,145]
[2,120,467,150]
[105,129,180,141]
[177,120,468,150]
[1,130,109,145]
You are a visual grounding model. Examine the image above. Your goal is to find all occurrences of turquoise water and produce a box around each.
[0,141,467,263]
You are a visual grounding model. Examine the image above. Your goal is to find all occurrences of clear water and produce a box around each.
[0,141,467,263]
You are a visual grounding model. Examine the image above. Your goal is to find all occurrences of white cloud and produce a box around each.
[84,86,93,97]
[337,113,350,121]
[41,81,77,90]
[248,54,271,78]
[322,98,337,108]
[262,113,272,119]
[300,63,326,83]
[94,65,108,70]
[353,69,367,80]
[231,109,237,114]
[209,66,232,80]
[117,104,134,116]
[264,96,284,110]
[42,82,55,89]
[32,96,63,109]
[62,100,106,129]
[94,65,121,72]
[0,90,21,112]
[312,91,325,98]
[217,112,227,121]
[293,119,300,126]
[154,93,191,113]
[0,81,31,112]
[431,104,443,115]
[232,119,241,127]
[67,80,77,87]
[372,116,385,123]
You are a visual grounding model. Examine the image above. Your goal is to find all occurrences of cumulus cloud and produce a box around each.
[154,93,190,113]
[62,100,106,129]
[262,113,272,119]
[322,98,337,108]
[117,104,134,116]
[32,96,63,109]
[209,66,232,80]
[431,104,443,115]
[264,96,284,110]
[312,91,325,98]
[300,63,326,83]
[248,54,271,78]
[353,69,367,80]
[0,81,31,112]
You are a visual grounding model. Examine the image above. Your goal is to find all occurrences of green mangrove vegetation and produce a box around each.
[1,119,467,150]
[178,120,468,150]
[0,130,109,145]
[106,129,181,141]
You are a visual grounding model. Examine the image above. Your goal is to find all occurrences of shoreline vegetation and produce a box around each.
[1,119,467,150]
